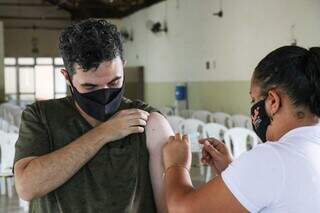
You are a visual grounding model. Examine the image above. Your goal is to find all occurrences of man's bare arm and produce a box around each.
[146,112,174,213]
[15,109,149,201]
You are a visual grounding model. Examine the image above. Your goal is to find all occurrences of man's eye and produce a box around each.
[109,81,120,87]
[84,86,96,90]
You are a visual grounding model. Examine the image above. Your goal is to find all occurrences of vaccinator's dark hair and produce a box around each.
[59,18,123,75]
[253,46,320,116]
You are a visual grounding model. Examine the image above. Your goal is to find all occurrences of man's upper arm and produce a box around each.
[14,103,50,166]
[146,112,174,212]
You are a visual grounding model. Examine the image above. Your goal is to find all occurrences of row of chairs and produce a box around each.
[0,130,18,198]
[167,117,259,182]
[159,107,252,129]
[0,120,29,211]
[0,118,20,133]
[0,103,23,128]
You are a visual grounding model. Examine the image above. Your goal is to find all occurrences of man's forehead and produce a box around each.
[72,58,123,84]
[74,57,122,73]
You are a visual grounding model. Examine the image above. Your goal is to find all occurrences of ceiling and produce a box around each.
[0,0,165,30]
[45,0,165,19]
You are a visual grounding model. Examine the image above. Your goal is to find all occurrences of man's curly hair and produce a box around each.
[59,19,123,75]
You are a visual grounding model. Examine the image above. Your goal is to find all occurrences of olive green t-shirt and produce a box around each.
[14,96,159,213]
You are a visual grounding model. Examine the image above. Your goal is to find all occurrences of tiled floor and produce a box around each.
[0,191,26,213]
[0,163,208,213]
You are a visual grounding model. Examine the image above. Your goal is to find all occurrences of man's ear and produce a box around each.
[266,89,282,117]
[61,69,72,86]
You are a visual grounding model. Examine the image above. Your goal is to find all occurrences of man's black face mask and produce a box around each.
[68,74,124,121]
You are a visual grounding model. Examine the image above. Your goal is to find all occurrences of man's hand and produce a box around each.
[163,133,192,171]
[102,109,150,143]
[199,138,233,175]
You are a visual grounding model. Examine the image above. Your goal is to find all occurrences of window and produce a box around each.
[4,57,67,104]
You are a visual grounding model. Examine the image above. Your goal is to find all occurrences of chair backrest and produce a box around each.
[179,119,205,152]
[191,110,212,123]
[13,110,22,127]
[210,112,232,128]
[158,106,174,117]
[0,131,17,172]
[230,114,252,129]
[0,119,10,132]
[204,123,229,140]
[167,116,185,133]
[224,128,259,158]
[178,109,194,119]
[9,125,19,133]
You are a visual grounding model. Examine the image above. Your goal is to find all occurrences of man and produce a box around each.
[14,19,173,213]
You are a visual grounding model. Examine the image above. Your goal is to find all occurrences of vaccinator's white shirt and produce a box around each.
[222,126,320,213]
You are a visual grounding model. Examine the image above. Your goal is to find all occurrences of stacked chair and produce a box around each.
[166,108,260,183]
[0,102,29,211]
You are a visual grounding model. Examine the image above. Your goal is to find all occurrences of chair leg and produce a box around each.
[0,177,6,195]
[199,154,205,176]
[205,167,211,182]
[20,198,30,212]
[7,177,13,198]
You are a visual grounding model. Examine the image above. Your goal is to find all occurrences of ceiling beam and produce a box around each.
[0,3,53,7]
[45,0,75,13]
[0,16,70,21]
[44,0,166,19]
[5,26,65,30]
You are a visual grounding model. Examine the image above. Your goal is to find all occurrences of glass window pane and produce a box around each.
[20,95,35,101]
[36,57,53,65]
[35,65,54,100]
[18,57,35,65]
[54,67,67,93]
[19,67,35,93]
[4,67,17,93]
[55,94,67,99]
[4,58,16,65]
[5,94,17,101]
[54,57,64,65]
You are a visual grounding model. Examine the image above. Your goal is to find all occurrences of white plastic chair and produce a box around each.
[178,109,194,119]
[0,131,18,197]
[0,119,10,132]
[158,106,174,117]
[13,110,22,128]
[203,123,229,181]
[204,123,229,139]
[20,198,30,212]
[210,112,232,128]
[191,110,212,123]
[224,128,259,159]
[230,114,252,129]
[8,125,19,133]
[179,119,205,152]
[179,119,206,176]
[167,116,185,133]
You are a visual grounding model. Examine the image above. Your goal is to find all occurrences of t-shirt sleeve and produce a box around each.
[132,99,162,114]
[221,144,285,213]
[14,103,50,164]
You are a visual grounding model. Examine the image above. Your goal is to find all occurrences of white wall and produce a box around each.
[122,0,320,83]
